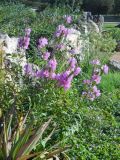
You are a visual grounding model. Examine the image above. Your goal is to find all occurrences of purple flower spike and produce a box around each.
[64,75,74,90]
[18,37,24,48]
[102,64,109,74]
[69,57,77,70]
[24,63,34,76]
[74,67,81,76]
[92,74,101,84]
[64,15,72,24]
[50,72,56,79]
[43,51,50,61]
[38,37,48,48]
[23,37,30,49]
[93,86,101,97]
[55,25,70,38]
[43,70,49,78]
[56,71,73,90]
[36,70,43,78]
[18,36,30,50]
[48,58,57,71]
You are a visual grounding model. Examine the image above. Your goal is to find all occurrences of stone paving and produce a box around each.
[110,52,120,70]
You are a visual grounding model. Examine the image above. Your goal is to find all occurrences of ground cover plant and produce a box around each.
[0,2,120,160]
[103,23,120,41]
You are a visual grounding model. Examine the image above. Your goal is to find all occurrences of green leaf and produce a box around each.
[10,124,32,160]
[16,118,52,158]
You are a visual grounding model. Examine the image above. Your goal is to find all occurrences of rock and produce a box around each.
[65,28,82,51]
[0,33,27,70]
[88,20,100,33]
[0,33,28,88]
[0,33,18,54]
[110,53,120,70]
[63,28,88,60]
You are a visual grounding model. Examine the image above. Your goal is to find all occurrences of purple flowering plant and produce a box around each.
[82,59,109,101]
[18,28,31,50]
[64,15,72,24]
[18,25,109,101]
[20,25,82,91]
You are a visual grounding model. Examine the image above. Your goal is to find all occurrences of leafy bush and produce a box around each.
[0,3,36,36]
[108,28,120,41]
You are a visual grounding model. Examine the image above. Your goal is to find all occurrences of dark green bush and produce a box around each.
[82,0,114,14]
[108,28,120,41]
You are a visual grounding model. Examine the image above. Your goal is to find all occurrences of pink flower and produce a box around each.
[36,70,42,78]
[64,15,72,24]
[42,51,50,60]
[23,37,30,49]
[50,73,56,79]
[18,36,30,49]
[38,37,48,48]
[48,58,57,71]
[43,70,49,78]
[74,67,81,76]
[93,86,101,97]
[92,74,101,84]
[64,76,73,90]
[55,25,71,37]
[59,73,73,90]
[91,59,100,65]
[69,57,77,70]
[24,63,32,75]
[102,64,109,74]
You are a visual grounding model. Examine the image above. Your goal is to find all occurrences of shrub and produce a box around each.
[108,28,120,41]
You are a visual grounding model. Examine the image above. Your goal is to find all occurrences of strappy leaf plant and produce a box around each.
[0,109,70,160]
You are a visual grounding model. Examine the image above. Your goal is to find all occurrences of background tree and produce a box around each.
[114,0,120,14]
[46,0,83,6]
[82,0,114,14]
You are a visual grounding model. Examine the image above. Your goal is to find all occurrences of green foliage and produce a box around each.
[0,3,79,47]
[0,109,69,160]
[103,23,117,30]
[100,71,120,92]
[0,3,36,36]
[108,28,120,41]
[0,2,120,160]
[87,32,116,63]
